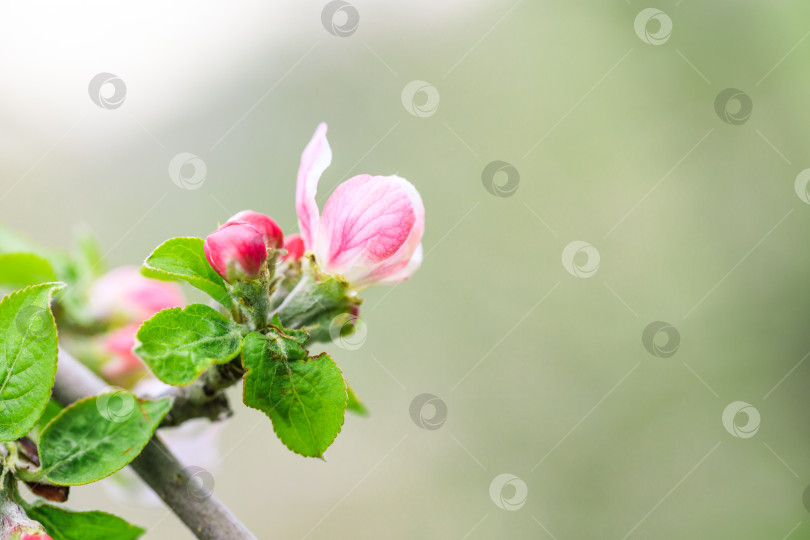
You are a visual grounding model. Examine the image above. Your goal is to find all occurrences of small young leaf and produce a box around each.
[25,503,144,540]
[346,384,368,416]
[0,253,57,288]
[142,237,232,308]
[242,329,347,457]
[0,282,64,442]
[134,303,243,386]
[39,393,172,485]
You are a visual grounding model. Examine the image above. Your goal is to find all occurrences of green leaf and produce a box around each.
[134,303,243,386]
[142,237,232,308]
[29,399,64,441]
[0,282,64,441]
[346,384,368,416]
[0,253,58,288]
[26,503,144,540]
[242,328,347,457]
[39,394,172,485]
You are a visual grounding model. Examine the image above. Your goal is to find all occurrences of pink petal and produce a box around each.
[296,123,331,250]
[318,174,424,285]
[227,210,284,249]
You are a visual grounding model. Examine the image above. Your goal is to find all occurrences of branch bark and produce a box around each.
[52,349,257,540]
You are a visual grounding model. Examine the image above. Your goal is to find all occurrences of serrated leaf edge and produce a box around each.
[0,282,65,441]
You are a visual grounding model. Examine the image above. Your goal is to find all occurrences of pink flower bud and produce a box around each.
[89,267,185,322]
[0,501,51,540]
[296,123,424,288]
[227,210,284,249]
[101,323,145,381]
[283,234,305,261]
[20,533,53,540]
[204,221,267,282]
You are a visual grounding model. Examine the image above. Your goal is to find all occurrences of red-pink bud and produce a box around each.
[204,221,267,283]
[20,533,53,540]
[283,234,305,261]
[0,500,51,540]
[227,210,284,249]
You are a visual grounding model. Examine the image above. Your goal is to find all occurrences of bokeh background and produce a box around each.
[2,1,809,538]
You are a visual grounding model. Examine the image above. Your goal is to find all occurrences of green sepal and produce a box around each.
[275,255,360,342]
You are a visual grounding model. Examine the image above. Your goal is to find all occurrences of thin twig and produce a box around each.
[52,349,257,540]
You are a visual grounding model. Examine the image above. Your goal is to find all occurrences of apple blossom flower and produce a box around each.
[226,210,283,249]
[296,123,424,288]
[88,266,184,322]
[203,221,268,283]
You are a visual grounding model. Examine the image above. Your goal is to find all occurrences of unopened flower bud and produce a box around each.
[0,501,51,540]
[283,234,305,261]
[204,221,267,283]
[227,210,284,249]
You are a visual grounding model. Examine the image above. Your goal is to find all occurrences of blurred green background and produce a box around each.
[1,0,809,538]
